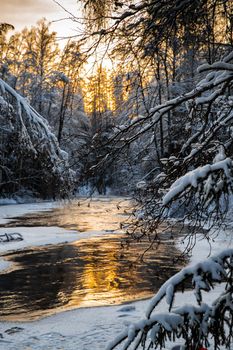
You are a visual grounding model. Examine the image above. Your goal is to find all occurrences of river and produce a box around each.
[0,197,186,321]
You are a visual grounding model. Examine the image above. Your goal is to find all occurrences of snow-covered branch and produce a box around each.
[0,78,74,198]
[107,249,233,350]
[105,51,233,162]
[163,158,233,206]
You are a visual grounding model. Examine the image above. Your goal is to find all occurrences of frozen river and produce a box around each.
[0,197,185,321]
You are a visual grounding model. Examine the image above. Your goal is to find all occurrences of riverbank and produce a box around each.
[0,198,128,271]
[0,201,77,273]
[0,198,186,321]
[0,198,232,349]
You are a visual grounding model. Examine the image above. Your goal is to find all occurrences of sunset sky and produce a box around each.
[1,0,81,42]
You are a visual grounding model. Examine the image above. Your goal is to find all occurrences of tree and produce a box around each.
[125,51,233,244]
[80,66,116,193]
[0,20,93,195]
[75,2,233,346]
[0,78,74,198]
[77,0,233,240]
[2,20,60,115]
[107,249,233,350]
[80,66,147,194]
[0,23,15,82]
[55,40,86,144]
[0,23,14,61]
[27,19,60,115]
[79,0,233,169]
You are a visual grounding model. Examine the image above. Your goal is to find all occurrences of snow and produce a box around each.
[145,249,231,318]
[0,201,117,273]
[0,201,232,349]
[0,201,77,273]
[107,243,233,349]
[0,202,58,225]
[0,78,74,197]
[0,199,18,206]
[163,158,232,205]
[0,226,77,254]
[119,52,233,152]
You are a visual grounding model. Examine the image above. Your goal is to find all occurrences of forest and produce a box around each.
[0,0,233,349]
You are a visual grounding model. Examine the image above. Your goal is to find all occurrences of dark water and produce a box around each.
[0,198,186,321]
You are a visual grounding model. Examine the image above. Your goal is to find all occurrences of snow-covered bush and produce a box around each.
[107,249,233,350]
[105,50,233,350]
[116,50,233,246]
[0,78,74,198]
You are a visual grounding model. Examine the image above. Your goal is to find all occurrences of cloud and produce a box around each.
[1,0,56,14]
[0,0,79,38]
[0,0,57,29]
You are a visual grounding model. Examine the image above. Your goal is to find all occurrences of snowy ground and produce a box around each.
[0,200,232,349]
[0,201,77,272]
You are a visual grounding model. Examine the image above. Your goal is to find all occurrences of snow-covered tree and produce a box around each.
[120,51,233,243]
[0,78,74,198]
[79,0,233,180]
[97,48,233,350]
[0,22,91,192]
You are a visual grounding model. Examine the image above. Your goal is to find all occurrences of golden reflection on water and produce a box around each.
[0,198,187,321]
[68,237,126,308]
[63,233,184,311]
[55,199,127,232]
[3,197,131,233]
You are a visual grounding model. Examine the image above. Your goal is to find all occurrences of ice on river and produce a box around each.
[0,198,232,350]
[0,198,128,272]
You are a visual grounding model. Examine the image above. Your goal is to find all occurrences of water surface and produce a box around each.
[1,197,130,232]
[0,198,186,321]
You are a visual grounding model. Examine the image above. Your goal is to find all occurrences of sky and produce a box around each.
[1,0,113,70]
[0,0,82,44]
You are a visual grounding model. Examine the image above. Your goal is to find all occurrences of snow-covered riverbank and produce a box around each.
[0,200,232,350]
[0,199,127,273]
[0,201,76,273]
